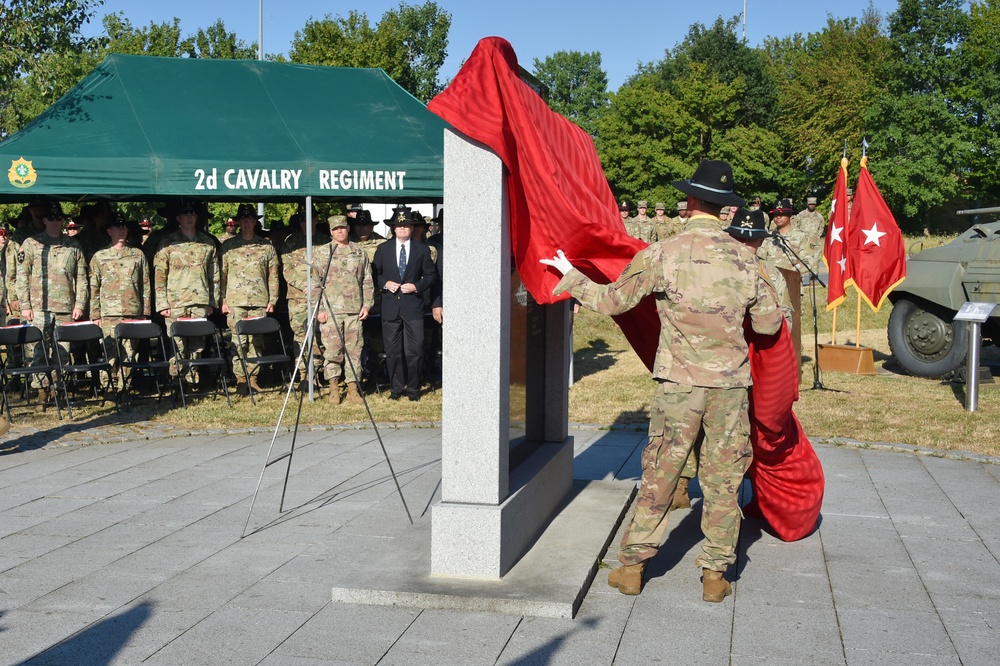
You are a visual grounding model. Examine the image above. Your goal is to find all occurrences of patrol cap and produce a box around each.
[846,187,854,196]
[806,197,818,205]
[41,202,66,220]
[725,207,769,240]
[672,160,745,207]
[655,202,666,210]
[637,200,648,208]
[618,201,629,212]
[328,214,348,229]
[676,201,688,211]
[234,203,262,220]
[770,198,796,216]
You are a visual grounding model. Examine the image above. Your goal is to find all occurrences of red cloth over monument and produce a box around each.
[429,36,822,541]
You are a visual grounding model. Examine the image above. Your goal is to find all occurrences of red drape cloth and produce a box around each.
[428,36,823,541]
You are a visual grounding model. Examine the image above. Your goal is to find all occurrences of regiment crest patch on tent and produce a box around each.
[8,157,37,189]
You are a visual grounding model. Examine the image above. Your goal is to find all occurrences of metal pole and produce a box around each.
[743,0,747,41]
[257,2,265,226]
[306,195,314,400]
[966,322,981,412]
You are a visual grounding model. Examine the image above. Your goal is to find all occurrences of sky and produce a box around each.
[84,0,902,91]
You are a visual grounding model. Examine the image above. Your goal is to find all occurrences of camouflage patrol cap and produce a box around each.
[328,215,348,229]
[655,202,666,210]
[637,200,648,208]
[806,197,818,205]
[846,188,854,196]
[676,201,688,211]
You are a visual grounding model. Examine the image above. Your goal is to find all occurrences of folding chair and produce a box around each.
[169,319,232,409]
[53,322,118,418]
[0,324,62,419]
[233,316,294,405]
[114,321,172,404]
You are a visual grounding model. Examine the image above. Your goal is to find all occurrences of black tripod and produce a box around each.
[243,244,413,537]
[769,233,838,391]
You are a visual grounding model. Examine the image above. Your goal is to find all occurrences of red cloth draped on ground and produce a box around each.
[429,36,822,541]
[744,320,825,540]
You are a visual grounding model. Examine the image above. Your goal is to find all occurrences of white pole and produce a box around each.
[743,0,747,41]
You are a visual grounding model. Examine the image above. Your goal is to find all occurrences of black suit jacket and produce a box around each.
[372,238,437,321]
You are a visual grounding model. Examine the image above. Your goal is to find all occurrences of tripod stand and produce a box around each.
[242,245,413,537]
[769,233,838,391]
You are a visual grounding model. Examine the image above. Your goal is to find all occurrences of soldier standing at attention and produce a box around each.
[624,200,658,245]
[17,202,89,407]
[793,196,826,277]
[90,214,151,375]
[221,204,279,396]
[541,160,783,602]
[154,200,220,386]
[635,200,652,222]
[312,215,373,405]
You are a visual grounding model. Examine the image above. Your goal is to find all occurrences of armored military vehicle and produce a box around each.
[887,213,1000,378]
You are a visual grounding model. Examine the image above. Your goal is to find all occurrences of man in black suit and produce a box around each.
[372,210,437,401]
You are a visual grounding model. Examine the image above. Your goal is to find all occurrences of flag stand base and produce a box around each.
[817,344,876,375]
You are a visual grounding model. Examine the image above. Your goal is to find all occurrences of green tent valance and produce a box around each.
[0,54,449,203]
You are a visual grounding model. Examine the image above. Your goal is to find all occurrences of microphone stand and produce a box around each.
[769,233,840,392]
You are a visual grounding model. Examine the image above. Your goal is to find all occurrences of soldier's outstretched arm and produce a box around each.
[542,248,655,316]
[749,261,784,336]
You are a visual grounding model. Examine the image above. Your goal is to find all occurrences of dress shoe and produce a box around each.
[407,393,419,402]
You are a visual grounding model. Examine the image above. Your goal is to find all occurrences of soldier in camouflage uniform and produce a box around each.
[793,197,826,275]
[312,216,374,405]
[153,200,220,384]
[280,211,330,387]
[634,200,652,222]
[17,203,89,405]
[758,199,806,370]
[623,200,658,245]
[221,204,279,395]
[542,160,783,603]
[0,224,12,325]
[90,215,151,375]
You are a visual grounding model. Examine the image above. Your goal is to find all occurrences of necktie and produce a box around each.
[398,243,407,277]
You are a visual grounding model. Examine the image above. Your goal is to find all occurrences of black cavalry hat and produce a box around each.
[770,198,796,216]
[725,207,769,240]
[672,160,745,207]
[234,203,262,220]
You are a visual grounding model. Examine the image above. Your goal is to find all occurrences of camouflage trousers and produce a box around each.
[229,305,268,379]
[97,315,141,374]
[317,312,363,385]
[29,311,73,389]
[288,299,321,376]
[165,306,209,378]
[619,381,752,571]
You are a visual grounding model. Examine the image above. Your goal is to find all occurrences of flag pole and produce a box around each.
[831,307,838,344]
[855,289,862,347]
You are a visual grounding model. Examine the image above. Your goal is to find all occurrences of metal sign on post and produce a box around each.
[954,302,998,412]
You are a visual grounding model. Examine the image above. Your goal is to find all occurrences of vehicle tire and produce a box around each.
[887,298,968,378]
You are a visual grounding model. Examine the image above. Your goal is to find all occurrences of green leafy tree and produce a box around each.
[531,50,609,136]
[289,2,451,102]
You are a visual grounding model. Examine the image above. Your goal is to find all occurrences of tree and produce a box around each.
[531,50,609,137]
[289,2,451,102]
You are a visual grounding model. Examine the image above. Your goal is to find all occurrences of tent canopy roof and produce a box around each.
[0,54,448,203]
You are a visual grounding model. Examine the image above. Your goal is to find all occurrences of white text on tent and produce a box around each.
[319,169,406,191]
[193,168,303,191]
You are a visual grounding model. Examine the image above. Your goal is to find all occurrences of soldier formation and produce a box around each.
[0,198,442,413]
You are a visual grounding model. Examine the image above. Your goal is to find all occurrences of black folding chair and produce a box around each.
[0,324,62,419]
[53,322,118,418]
[114,321,173,404]
[169,319,232,409]
[233,316,295,404]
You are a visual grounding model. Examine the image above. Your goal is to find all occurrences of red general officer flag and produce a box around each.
[824,157,851,309]
[847,156,906,311]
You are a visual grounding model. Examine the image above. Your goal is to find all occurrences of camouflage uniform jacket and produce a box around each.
[280,232,311,303]
[153,231,220,310]
[311,241,374,314]
[16,233,88,314]
[221,235,279,308]
[624,218,658,245]
[792,210,826,273]
[757,226,808,273]
[90,246,151,319]
[555,215,783,388]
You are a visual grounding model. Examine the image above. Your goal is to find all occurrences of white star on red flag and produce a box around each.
[837,255,847,273]
[828,223,843,245]
[861,221,887,246]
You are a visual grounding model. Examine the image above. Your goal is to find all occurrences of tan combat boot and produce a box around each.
[249,374,263,394]
[671,477,692,510]
[0,415,10,437]
[328,381,342,405]
[702,568,732,603]
[344,382,363,405]
[608,562,646,595]
[36,386,50,412]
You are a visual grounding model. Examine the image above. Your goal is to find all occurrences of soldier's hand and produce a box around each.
[540,249,574,276]
[221,304,231,315]
[432,307,443,324]
[160,308,170,318]
[21,308,32,322]
[10,300,18,312]
[317,311,329,324]
[94,318,102,328]
[72,308,83,321]
[359,307,369,321]
[266,303,274,313]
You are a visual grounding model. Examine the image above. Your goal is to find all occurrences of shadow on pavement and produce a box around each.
[20,601,154,666]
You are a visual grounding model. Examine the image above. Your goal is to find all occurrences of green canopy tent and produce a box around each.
[0,54,448,203]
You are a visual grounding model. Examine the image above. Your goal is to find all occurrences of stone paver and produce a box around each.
[1,425,998,665]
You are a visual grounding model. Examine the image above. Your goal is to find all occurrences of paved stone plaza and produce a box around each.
[0,423,997,665]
